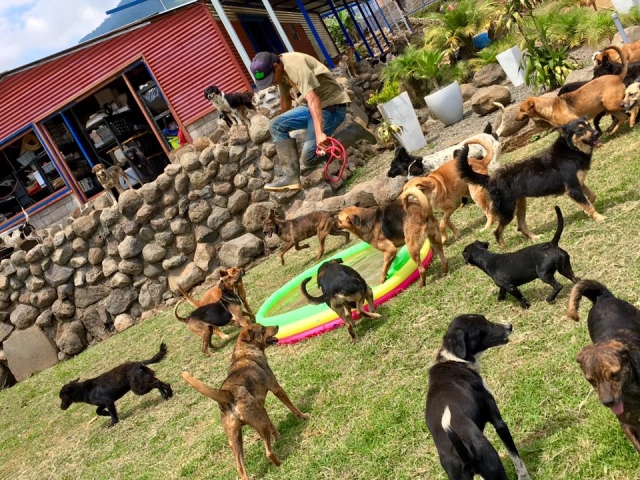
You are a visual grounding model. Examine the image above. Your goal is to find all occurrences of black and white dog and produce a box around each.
[1,207,42,252]
[204,85,255,126]
[425,314,531,480]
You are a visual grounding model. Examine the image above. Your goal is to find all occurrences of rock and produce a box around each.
[229,125,250,145]
[155,173,173,191]
[140,181,162,204]
[26,275,45,292]
[474,63,507,87]
[199,145,216,166]
[105,288,137,316]
[56,320,86,356]
[167,261,206,293]
[57,283,74,301]
[44,264,74,288]
[114,314,135,332]
[227,190,250,214]
[188,170,209,189]
[495,102,529,138]
[180,151,202,172]
[118,259,143,276]
[215,144,230,164]
[138,281,165,310]
[135,203,159,224]
[110,272,132,288]
[69,255,88,269]
[242,202,276,232]
[249,114,271,144]
[102,257,119,277]
[194,225,216,243]
[52,245,73,265]
[176,235,197,255]
[88,247,104,265]
[234,174,248,189]
[81,307,111,342]
[75,285,111,308]
[155,231,175,248]
[0,322,14,342]
[142,244,167,263]
[162,254,187,270]
[218,233,264,267]
[206,206,232,231]
[4,326,58,381]
[471,85,511,115]
[99,207,121,227]
[36,310,54,327]
[30,287,56,309]
[10,250,27,266]
[460,83,477,102]
[51,299,75,319]
[188,200,212,224]
[118,189,144,219]
[170,217,190,235]
[72,215,100,239]
[25,245,43,263]
[118,236,143,259]
[564,66,593,85]
[262,141,277,158]
[85,267,105,285]
[143,263,164,279]
[219,219,244,240]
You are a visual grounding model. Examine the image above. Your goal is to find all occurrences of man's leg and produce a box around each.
[299,106,347,174]
[265,106,311,192]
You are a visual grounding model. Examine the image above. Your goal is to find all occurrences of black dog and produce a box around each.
[204,85,255,126]
[301,258,381,341]
[456,117,603,248]
[387,146,426,178]
[426,314,531,480]
[462,206,579,309]
[59,343,173,426]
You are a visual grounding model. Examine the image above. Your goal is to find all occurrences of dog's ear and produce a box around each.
[71,377,80,383]
[218,268,229,278]
[478,241,490,249]
[349,214,361,227]
[445,328,467,359]
[335,257,344,264]
[609,340,630,362]
[483,122,493,135]
[240,326,257,343]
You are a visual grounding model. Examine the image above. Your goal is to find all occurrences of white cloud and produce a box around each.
[0,0,120,73]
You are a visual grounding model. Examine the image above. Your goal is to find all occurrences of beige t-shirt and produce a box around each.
[277,52,351,109]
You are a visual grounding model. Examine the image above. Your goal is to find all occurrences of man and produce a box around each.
[250,51,377,192]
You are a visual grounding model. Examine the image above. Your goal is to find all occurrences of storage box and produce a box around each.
[79,177,95,192]
[17,151,36,167]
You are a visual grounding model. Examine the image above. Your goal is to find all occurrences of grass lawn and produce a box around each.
[1,122,640,480]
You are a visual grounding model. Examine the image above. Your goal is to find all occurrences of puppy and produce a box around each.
[402,137,496,242]
[426,314,531,480]
[175,266,253,319]
[92,163,133,205]
[181,324,308,480]
[462,206,580,309]
[335,187,447,287]
[59,343,173,426]
[621,78,640,128]
[204,85,255,126]
[262,209,350,265]
[387,122,502,179]
[174,276,253,355]
[569,279,640,453]
[456,117,603,249]
[301,258,381,341]
[516,46,628,134]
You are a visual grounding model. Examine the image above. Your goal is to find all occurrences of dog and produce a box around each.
[621,77,640,128]
[568,279,640,453]
[2,207,42,252]
[593,39,640,66]
[516,46,628,134]
[386,121,502,179]
[174,272,254,355]
[335,187,447,287]
[578,0,598,10]
[92,163,133,205]
[301,258,381,341]
[262,209,350,265]
[402,137,496,242]
[181,324,308,480]
[456,117,603,249]
[462,206,580,309]
[59,343,173,426]
[426,314,531,480]
[338,55,354,79]
[345,46,357,77]
[204,85,255,126]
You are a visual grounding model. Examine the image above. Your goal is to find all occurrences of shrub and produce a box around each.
[367,80,401,106]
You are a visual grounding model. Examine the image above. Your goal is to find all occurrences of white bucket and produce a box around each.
[424,81,464,127]
[377,92,427,153]
[612,0,635,13]
[497,45,526,87]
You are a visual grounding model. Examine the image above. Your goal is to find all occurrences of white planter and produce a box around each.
[496,45,526,87]
[424,81,464,127]
[612,0,635,13]
[377,91,427,152]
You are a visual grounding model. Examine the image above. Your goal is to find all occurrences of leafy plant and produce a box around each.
[375,119,404,147]
[381,46,449,97]
[367,80,401,106]
[325,11,357,48]
[523,41,577,93]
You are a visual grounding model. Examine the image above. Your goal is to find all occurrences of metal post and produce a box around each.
[612,13,630,44]
[343,0,375,57]
[379,0,401,35]
[296,0,335,67]
[60,111,94,168]
[391,0,412,33]
[208,0,253,75]
[372,0,394,33]
[328,0,361,61]
[261,0,295,52]
[354,1,383,54]
[364,0,390,46]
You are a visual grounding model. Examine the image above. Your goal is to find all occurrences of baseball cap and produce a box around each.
[251,52,279,90]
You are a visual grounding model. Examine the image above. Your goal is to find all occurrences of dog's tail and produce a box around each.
[400,186,431,219]
[567,279,614,321]
[465,136,496,170]
[455,145,490,188]
[178,284,199,308]
[181,372,234,407]
[301,277,325,303]
[441,406,476,467]
[173,299,190,323]
[602,45,628,80]
[550,205,564,246]
[492,102,506,138]
[142,342,168,365]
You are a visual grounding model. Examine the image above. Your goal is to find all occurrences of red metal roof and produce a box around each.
[0,3,250,142]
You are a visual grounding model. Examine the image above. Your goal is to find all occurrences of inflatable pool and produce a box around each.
[256,240,433,344]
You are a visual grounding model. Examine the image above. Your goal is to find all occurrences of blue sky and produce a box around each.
[0,0,120,73]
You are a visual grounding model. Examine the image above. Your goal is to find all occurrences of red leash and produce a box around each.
[316,137,347,183]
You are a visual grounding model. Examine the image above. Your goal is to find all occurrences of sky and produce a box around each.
[0,0,120,73]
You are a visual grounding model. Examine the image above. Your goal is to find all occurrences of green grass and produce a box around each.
[3,123,640,479]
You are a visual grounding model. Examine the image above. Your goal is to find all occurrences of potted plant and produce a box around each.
[377,92,427,152]
[416,50,465,126]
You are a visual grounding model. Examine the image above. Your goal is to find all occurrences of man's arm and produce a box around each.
[280,92,292,114]
[305,90,328,150]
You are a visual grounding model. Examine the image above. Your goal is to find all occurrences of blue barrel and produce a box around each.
[472,31,491,50]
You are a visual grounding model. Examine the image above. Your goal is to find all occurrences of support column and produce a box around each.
[296,0,335,68]
[373,0,394,33]
[343,0,375,58]
[354,0,383,53]
[328,0,361,61]
[364,0,390,47]
[391,0,412,33]
[209,0,253,75]
[261,0,295,52]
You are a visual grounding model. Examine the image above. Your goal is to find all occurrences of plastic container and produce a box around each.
[611,0,635,13]
[377,92,427,153]
[496,45,526,87]
[424,81,464,126]
[472,31,492,50]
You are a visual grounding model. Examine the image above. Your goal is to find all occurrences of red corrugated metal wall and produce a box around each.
[0,3,249,142]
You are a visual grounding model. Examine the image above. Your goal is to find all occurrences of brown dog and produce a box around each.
[92,163,133,205]
[594,39,640,65]
[621,79,640,128]
[569,279,640,453]
[516,46,628,134]
[402,137,496,243]
[262,209,350,265]
[335,188,447,287]
[181,324,308,480]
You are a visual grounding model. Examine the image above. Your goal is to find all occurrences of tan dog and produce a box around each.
[181,324,308,480]
[578,0,597,11]
[335,188,447,287]
[345,46,357,77]
[402,137,496,243]
[594,39,640,65]
[517,46,628,134]
[621,79,640,127]
[92,164,133,205]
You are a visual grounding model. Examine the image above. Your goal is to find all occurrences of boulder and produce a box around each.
[242,202,276,232]
[473,63,507,87]
[118,236,143,259]
[105,288,138,316]
[72,214,100,239]
[249,114,271,144]
[188,200,212,224]
[142,244,167,263]
[117,189,144,219]
[138,281,166,310]
[218,233,264,267]
[81,307,111,342]
[75,285,111,308]
[167,261,206,293]
[471,85,511,115]
[193,243,217,272]
[56,320,86,356]
[227,190,250,214]
[44,264,74,288]
[180,151,202,172]
[30,287,56,309]
[114,314,135,333]
[494,103,529,138]
[4,326,58,381]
